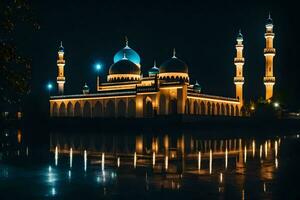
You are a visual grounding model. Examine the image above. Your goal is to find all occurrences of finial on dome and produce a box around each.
[153,60,157,67]
[58,41,64,52]
[125,36,129,47]
[123,52,127,59]
[268,12,271,20]
[237,29,243,41]
[172,48,176,58]
[266,12,273,26]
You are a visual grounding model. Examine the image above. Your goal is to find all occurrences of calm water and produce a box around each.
[0,129,300,199]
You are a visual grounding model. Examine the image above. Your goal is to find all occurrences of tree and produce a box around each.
[0,0,39,111]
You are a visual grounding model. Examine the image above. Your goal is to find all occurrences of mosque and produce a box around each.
[49,15,276,118]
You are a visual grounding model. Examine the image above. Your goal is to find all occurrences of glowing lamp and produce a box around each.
[273,102,279,108]
[47,83,53,90]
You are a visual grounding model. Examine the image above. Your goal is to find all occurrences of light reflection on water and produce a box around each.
[1,129,300,199]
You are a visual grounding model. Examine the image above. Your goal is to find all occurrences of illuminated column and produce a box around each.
[264,14,276,100]
[234,30,245,105]
[57,42,66,95]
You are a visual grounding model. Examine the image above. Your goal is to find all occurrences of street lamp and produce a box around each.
[47,83,53,96]
[273,102,280,108]
[95,62,103,87]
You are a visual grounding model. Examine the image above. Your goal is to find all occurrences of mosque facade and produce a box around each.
[49,16,276,118]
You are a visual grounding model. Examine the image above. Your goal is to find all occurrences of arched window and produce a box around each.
[216,103,220,115]
[236,105,240,116]
[67,102,73,117]
[117,100,126,117]
[128,99,136,118]
[169,99,177,114]
[106,100,115,118]
[93,101,102,117]
[207,102,212,115]
[226,104,230,116]
[185,99,190,114]
[83,102,92,117]
[212,103,215,116]
[59,102,66,117]
[144,97,153,117]
[159,95,166,115]
[230,105,235,116]
[74,102,81,117]
[193,101,199,114]
[221,104,225,115]
[200,101,205,115]
[52,102,58,117]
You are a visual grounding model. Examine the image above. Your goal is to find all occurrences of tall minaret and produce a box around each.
[57,42,65,95]
[264,14,276,100]
[234,30,245,105]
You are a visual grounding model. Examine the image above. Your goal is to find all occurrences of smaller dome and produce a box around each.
[82,83,89,94]
[109,58,140,75]
[148,60,159,77]
[160,49,188,74]
[193,81,201,92]
[160,57,188,74]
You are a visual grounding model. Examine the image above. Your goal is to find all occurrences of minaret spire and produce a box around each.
[125,36,129,47]
[264,14,276,100]
[234,29,245,107]
[172,48,176,58]
[57,42,66,95]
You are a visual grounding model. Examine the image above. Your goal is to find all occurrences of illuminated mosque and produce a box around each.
[50,15,276,118]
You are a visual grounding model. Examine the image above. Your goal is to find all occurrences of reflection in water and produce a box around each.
[3,128,295,199]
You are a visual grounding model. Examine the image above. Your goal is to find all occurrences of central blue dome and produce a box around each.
[113,46,141,65]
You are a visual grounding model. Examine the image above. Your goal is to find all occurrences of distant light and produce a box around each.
[51,187,56,196]
[250,106,255,111]
[47,83,53,90]
[95,63,102,71]
[48,166,52,172]
[273,102,280,108]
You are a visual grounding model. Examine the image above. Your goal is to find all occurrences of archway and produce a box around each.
[212,103,215,116]
[159,95,166,115]
[106,100,115,117]
[128,99,136,118]
[226,104,230,116]
[185,99,190,114]
[59,102,66,117]
[93,101,102,117]
[230,105,235,116]
[200,101,205,115]
[194,101,199,114]
[67,102,73,116]
[144,97,153,117]
[169,99,177,114]
[221,104,225,115]
[236,105,240,116]
[207,102,212,115]
[216,103,220,115]
[83,102,92,117]
[52,102,58,117]
[74,102,81,117]
[117,100,126,117]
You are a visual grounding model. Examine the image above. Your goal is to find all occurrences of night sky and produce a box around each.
[21,0,299,110]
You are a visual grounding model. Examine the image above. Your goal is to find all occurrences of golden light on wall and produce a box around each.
[17,129,22,144]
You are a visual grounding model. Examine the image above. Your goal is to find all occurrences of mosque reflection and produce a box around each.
[50,132,281,190]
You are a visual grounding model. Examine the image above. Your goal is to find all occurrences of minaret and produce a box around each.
[264,14,276,100]
[234,30,245,105]
[57,42,65,95]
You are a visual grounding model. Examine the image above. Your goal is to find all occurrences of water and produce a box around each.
[0,129,300,199]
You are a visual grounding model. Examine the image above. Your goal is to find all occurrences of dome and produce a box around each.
[193,81,201,92]
[113,45,141,65]
[148,60,159,77]
[109,58,140,75]
[159,56,188,74]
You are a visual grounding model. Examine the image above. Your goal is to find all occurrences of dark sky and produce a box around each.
[23,0,299,109]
